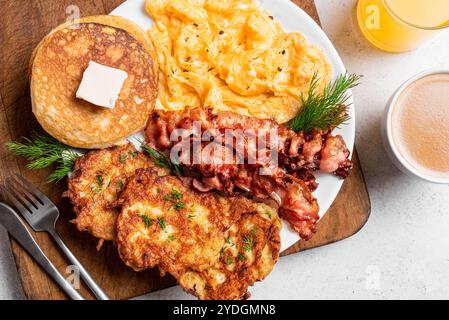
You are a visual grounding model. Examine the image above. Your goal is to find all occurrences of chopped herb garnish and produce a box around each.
[242,234,254,252]
[173,202,185,211]
[264,210,272,219]
[168,235,176,241]
[222,236,234,253]
[164,189,185,211]
[95,175,103,187]
[92,174,104,193]
[238,253,246,261]
[119,154,127,164]
[171,189,182,200]
[188,215,196,220]
[158,217,166,230]
[225,256,233,265]
[141,215,154,227]
[116,180,124,190]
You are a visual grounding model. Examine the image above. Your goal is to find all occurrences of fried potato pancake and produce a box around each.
[67,143,167,242]
[116,169,263,277]
[178,204,281,300]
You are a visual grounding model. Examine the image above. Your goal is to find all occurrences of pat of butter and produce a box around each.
[76,61,128,109]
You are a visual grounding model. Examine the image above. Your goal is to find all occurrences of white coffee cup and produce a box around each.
[381,68,449,184]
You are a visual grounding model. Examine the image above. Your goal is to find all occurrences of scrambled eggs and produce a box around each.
[146,0,331,124]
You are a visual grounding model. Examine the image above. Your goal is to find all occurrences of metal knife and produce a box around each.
[0,202,84,300]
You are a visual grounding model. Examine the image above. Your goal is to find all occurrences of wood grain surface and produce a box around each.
[0,0,371,300]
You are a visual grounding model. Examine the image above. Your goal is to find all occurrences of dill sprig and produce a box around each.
[139,140,184,176]
[289,73,361,134]
[5,133,81,183]
[46,158,77,183]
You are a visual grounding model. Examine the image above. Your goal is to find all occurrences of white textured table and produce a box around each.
[1,0,449,300]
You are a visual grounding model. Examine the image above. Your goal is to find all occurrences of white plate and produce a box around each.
[111,0,355,252]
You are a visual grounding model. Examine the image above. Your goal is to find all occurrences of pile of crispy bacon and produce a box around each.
[145,108,352,240]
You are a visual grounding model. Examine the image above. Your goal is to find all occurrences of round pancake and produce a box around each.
[31,16,158,149]
[67,143,168,242]
[29,16,158,79]
[116,169,259,277]
[178,204,281,300]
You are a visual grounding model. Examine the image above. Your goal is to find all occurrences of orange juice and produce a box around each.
[356,0,449,52]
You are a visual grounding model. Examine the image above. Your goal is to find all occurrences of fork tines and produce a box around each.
[3,174,48,215]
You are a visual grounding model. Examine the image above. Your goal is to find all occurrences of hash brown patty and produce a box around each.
[67,143,167,242]
[178,204,281,300]
[116,169,263,277]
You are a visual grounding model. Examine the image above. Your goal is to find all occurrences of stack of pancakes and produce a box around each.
[30,16,158,149]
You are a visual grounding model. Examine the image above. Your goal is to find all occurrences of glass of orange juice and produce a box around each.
[356,0,449,53]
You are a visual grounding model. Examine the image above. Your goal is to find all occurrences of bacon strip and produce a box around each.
[145,108,352,240]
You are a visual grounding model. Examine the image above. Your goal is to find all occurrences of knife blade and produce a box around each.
[0,202,84,300]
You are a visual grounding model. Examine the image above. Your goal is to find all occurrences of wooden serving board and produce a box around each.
[0,0,371,300]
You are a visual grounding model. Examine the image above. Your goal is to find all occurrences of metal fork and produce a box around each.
[3,174,109,300]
